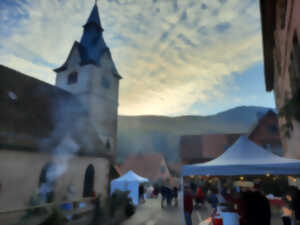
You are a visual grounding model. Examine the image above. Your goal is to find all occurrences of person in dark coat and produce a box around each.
[166,186,172,206]
[241,189,271,225]
[139,184,145,203]
[208,189,219,209]
[160,185,167,208]
[286,186,300,225]
[173,186,178,207]
[184,185,194,225]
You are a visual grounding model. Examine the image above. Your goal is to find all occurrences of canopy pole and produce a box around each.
[181,176,185,225]
[217,178,221,195]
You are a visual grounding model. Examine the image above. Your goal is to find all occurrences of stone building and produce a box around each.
[179,133,242,164]
[180,110,283,164]
[120,153,171,183]
[248,110,283,156]
[260,0,300,158]
[0,2,121,210]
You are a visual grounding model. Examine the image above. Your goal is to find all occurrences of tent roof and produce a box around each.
[112,170,149,183]
[182,136,300,176]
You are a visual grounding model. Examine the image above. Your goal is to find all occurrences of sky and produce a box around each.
[0,0,275,116]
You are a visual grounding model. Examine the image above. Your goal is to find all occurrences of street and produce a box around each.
[122,196,212,225]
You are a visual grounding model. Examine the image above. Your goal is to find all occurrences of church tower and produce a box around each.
[54,2,121,155]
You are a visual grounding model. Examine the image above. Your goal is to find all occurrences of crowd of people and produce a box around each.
[183,181,300,225]
[138,183,179,207]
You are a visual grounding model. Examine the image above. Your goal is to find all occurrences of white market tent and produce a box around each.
[110,170,149,205]
[180,136,300,225]
[182,136,300,176]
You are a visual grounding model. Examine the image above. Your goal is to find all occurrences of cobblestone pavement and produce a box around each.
[122,196,212,225]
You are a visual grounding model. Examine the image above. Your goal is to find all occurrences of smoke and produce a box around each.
[38,135,80,200]
[36,85,106,201]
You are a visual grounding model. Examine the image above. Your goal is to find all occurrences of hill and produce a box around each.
[116,106,271,163]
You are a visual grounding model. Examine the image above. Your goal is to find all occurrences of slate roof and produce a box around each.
[54,4,109,72]
[0,65,109,157]
[84,4,103,30]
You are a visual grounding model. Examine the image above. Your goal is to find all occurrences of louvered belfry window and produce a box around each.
[68,71,78,84]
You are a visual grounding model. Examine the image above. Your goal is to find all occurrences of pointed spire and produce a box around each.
[79,2,108,66]
[83,2,103,31]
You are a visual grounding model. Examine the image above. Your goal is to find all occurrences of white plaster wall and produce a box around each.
[0,150,109,211]
[56,64,93,96]
[55,46,120,156]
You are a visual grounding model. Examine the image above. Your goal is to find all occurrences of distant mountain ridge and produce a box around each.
[116,106,272,163]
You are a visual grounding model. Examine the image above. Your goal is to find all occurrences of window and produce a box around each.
[279,0,287,29]
[67,71,78,84]
[101,76,110,89]
[293,32,300,75]
[290,32,300,94]
[83,164,95,197]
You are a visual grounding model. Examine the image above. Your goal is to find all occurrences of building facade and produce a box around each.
[120,153,171,183]
[0,2,121,211]
[260,0,300,158]
[179,133,242,164]
[248,110,283,156]
[55,3,121,155]
[179,111,283,164]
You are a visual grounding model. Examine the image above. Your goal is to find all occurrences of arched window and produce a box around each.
[83,164,95,197]
[39,162,57,203]
[67,71,78,84]
[290,32,300,94]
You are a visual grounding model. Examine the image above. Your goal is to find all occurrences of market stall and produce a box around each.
[181,136,300,225]
[110,170,149,205]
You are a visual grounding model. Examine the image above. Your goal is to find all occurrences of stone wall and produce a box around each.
[0,149,109,211]
[272,0,300,158]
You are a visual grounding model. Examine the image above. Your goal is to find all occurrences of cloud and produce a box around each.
[0,0,264,116]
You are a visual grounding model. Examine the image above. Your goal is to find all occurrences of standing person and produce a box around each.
[184,184,194,225]
[241,188,271,225]
[208,189,219,209]
[190,181,197,195]
[195,185,204,209]
[286,186,300,225]
[165,186,172,207]
[153,185,159,198]
[160,185,167,208]
[139,184,145,204]
[281,205,292,225]
[173,186,178,207]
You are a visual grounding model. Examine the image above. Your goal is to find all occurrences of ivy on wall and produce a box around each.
[279,90,300,138]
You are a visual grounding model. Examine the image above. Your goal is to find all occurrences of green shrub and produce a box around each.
[38,208,67,225]
[90,191,136,225]
[108,190,135,218]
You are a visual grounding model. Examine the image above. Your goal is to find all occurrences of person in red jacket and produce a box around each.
[184,185,194,225]
[195,186,204,209]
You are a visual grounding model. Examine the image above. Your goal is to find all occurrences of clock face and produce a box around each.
[101,76,110,89]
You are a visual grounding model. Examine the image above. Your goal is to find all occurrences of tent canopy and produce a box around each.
[110,170,148,205]
[112,170,149,183]
[182,136,300,176]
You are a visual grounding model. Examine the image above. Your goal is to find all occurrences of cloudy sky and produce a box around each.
[0,0,275,116]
